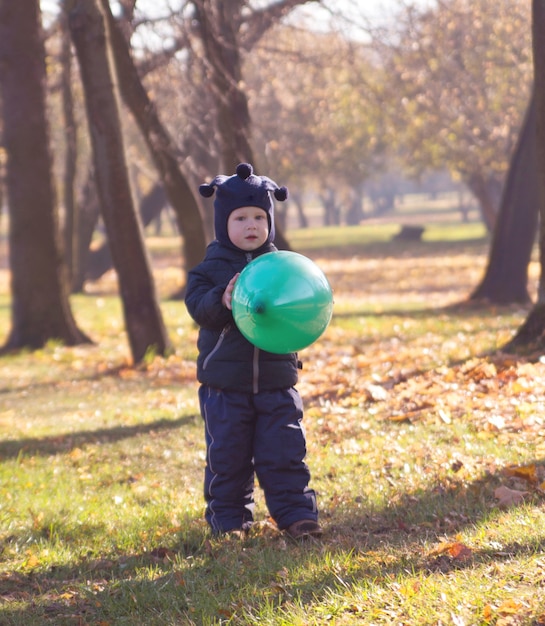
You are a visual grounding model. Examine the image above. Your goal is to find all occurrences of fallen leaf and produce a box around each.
[429,541,473,562]
[503,464,538,484]
[497,598,524,615]
[24,553,40,569]
[494,485,528,507]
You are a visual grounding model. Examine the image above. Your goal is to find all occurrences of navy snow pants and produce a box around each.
[199,385,318,533]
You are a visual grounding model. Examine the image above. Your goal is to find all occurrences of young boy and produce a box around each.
[184,163,321,539]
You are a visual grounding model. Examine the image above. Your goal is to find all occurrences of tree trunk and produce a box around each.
[346,183,365,226]
[291,191,309,229]
[192,0,291,251]
[470,93,538,304]
[465,172,502,232]
[504,0,545,352]
[98,0,207,283]
[320,189,341,226]
[0,0,90,351]
[193,0,254,169]
[60,9,80,289]
[72,166,101,293]
[86,184,168,281]
[68,0,172,363]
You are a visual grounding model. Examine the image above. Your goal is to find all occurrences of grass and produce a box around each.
[1,219,545,625]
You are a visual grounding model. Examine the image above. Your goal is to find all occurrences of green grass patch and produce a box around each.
[289,221,487,255]
[1,223,545,625]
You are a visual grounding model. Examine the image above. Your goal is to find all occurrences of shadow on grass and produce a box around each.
[1,530,543,625]
[0,414,199,460]
[0,361,197,396]
[0,523,207,625]
[1,459,544,625]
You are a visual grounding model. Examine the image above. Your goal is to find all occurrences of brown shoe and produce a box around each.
[285,519,323,540]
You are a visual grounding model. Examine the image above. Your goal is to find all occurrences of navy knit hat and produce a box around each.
[199,163,288,248]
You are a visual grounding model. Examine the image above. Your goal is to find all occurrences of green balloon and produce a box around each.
[232,251,333,353]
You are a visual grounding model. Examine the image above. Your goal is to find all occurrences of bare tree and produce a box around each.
[471,93,538,304]
[504,0,545,351]
[67,0,172,363]
[189,0,320,249]
[99,0,207,281]
[59,10,80,289]
[0,0,90,351]
[192,0,255,169]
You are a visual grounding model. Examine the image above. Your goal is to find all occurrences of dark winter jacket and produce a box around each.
[184,241,300,393]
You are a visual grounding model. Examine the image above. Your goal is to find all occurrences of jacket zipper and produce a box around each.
[246,252,260,393]
[252,345,260,394]
[203,324,231,370]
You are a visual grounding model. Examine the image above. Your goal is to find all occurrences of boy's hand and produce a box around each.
[222,273,240,310]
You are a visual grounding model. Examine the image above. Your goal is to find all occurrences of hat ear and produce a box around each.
[199,183,215,198]
[236,163,253,179]
[274,186,288,202]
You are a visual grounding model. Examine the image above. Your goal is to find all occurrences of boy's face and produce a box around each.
[227,206,269,251]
